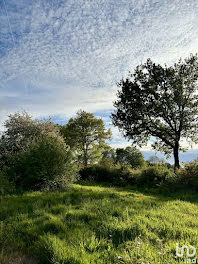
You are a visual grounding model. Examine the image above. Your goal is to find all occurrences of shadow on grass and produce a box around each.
[78,180,198,204]
[1,181,198,263]
[0,185,132,221]
[1,181,198,222]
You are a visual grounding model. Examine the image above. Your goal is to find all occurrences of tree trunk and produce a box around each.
[173,142,180,170]
[83,151,88,167]
[83,146,88,167]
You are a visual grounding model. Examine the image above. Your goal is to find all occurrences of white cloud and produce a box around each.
[0,0,198,147]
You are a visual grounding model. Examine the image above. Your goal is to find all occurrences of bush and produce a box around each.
[136,165,174,187]
[0,112,77,191]
[79,164,176,188]
[175,161,198,191]
[0,112,60,170]
[5,136,76,190]
[79,165,136,186]
[0,171,15,195]
[80,165,115,183]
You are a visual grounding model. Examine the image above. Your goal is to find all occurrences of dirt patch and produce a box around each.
[1,252,38,264]
[9,256,38,264]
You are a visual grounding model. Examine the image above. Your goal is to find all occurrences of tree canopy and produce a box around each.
[0,112,74,190]
[115,146,145,169]
[0,112,59,155]
[112,54,198,169]
[60,110,112,167]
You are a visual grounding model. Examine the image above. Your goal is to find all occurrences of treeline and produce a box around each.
[0,110,144,193]
[1,54,198,194]
[1,110,198,195]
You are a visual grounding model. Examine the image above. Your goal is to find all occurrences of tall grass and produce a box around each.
[1,184,198,263]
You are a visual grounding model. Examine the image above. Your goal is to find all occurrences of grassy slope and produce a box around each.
[0,184,198,264]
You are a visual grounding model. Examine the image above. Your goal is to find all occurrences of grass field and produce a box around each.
[1,183,198,264]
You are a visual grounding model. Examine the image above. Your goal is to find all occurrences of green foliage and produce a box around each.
[115,146,144,169]
[0,171,15,195]
[1,184,198,263]
[0,112,59,158]
[136,165,175,187]
[79,165,135,186]
[79,163,176,188]
[60,110,112,167]
[112,54,198,169]
[98,146,116,168]
[0,112,61,171]
[175,161,198,191]
[98,146,144,171]
[79,165,117,183]
[4,136,75,190]
[0,112,76,191]
[33,234,75,264]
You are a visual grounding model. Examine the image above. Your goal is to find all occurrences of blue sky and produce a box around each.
[1,0,198,157]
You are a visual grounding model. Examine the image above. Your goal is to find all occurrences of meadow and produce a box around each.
[1,183,198,264]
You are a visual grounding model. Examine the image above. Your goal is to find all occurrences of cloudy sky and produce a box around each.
[1,0,198,152]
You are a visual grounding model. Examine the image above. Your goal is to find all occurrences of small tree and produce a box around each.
[0,112,75,190]
[112,54,198,169]
[0,112,59,157]
[5,136,74,190]
[115,146,144,169]
[61,110,112,167]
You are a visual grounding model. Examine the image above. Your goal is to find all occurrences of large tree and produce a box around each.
[112,54,198,169]
[61,110,112,167]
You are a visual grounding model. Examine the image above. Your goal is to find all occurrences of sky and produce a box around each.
[1,0,198,160]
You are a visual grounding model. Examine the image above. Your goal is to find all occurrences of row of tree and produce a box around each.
[1,53,198,192]
[59,110,147,169]
[64,52,198,172]
[0,111,145,191]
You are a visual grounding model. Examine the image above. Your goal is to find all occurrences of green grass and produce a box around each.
[1,183,198,263]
